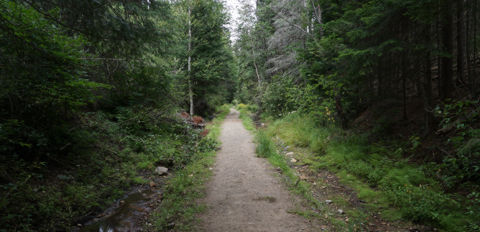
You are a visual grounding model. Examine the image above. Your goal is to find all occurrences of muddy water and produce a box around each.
[80,187,161,232]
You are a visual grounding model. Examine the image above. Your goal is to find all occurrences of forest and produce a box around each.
[0,0,479,231]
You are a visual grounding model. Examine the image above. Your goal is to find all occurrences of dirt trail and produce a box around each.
[200,109,315,232]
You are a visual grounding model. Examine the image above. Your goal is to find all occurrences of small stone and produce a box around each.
[286,146,290,149]
[286,152,294,156]
[325,200,332,204]
[155,166,168,175]
[120,200,125,204]
[290,158,297,163]
[338,209,344,214]
[77,224,82,227]
[167,222,175,229]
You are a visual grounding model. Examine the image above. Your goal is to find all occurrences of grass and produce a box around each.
[150,105,230,231]
[237,104,256,131]
[263,112,479,231]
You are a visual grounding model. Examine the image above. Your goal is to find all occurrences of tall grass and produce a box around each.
[255,131,276,158]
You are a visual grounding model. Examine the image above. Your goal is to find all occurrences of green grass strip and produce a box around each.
[151,105,230,231]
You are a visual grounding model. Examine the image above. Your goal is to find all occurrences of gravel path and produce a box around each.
[200,109,315,232]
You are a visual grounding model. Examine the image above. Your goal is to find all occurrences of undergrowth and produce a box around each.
[151,104,230,231]
[265,112,479,231]
[0,106,229,231]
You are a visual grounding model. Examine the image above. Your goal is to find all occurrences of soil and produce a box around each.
[199,109,319,232]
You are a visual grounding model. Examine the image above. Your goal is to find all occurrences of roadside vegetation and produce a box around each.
[238,105,480,231]
[150,105,230,231]
[0,107,214,231]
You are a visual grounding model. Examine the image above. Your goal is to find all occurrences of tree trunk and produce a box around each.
[188,6,194,116]
[473,0,478,96]
[457,0,465,85]
[466,0,472,90]
[424,29,433,134]
[402,54,408,120]
[440,0,454,100]
[436,9,442,99]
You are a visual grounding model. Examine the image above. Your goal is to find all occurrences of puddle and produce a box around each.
[78,186,162,232]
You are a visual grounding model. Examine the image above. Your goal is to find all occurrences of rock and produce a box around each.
[120,200,125,204]
[286,152,294,156]
[77,224,82,227]
[337,209,344,214]
[149,181,156,187]
[325,200,332,204]
[155,166,168,175]
[286,146,290,149]
[290,158,297,163]
[167,222,175,229]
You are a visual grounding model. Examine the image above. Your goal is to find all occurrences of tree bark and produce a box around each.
[188,5,194,116]
[473,0,478,95]
[402,54,408,120]
[440,0,454,100]
[466,0,472,89]
[457,0,465,85]
[424,29,433,134]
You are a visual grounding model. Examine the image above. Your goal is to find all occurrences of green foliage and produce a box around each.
[255,130,276,158]
[0,0,106,159]
[176,0,237,116]
[0,106,217,231]
[234,104,256,132]
[0,0,235,229]
[435,100,480,189]
[261,76,303,117]
[151,105,229,231]
[266,113,480,230]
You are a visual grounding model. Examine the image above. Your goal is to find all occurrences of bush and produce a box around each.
[261,75,304,117]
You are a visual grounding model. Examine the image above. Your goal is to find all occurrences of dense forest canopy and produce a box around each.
[234,0,480,230]
[0,0,234,230]
[0,0,234,160]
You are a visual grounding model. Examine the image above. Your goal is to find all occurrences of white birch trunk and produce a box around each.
[188,5,194,116]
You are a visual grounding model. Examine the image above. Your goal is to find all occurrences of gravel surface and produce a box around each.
[200,109,316,232]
